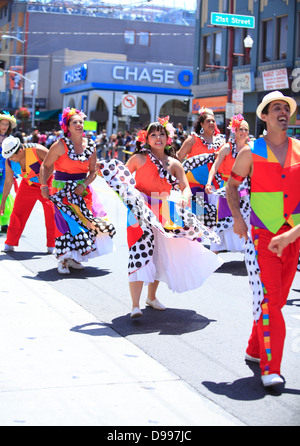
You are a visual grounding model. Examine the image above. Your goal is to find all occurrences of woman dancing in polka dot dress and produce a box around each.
[40,108,115,274]
[99,117,223,318]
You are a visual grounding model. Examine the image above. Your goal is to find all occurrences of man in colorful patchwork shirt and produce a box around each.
[226,91,300,388]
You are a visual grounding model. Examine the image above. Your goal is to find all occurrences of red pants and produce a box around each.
[5,179,56,248]
[246,226,300,376]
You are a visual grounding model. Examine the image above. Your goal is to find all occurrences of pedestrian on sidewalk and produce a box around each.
[0,112,18,233]
[98,116,222,318]
[226,91,300,388]
[0,135,56,253]
[39,107,116,275]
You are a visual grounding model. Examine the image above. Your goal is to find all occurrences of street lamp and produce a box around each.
[3,69,36,128]
[243,34,254,64]
[1,35,26,44]
[1,34,27,109]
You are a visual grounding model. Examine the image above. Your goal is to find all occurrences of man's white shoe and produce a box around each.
[146,297,166,311]
[261,374,284,387]
[3,244,14,252]
[68,259,84,270]
[58,261,70,275]
[130,307,143,318]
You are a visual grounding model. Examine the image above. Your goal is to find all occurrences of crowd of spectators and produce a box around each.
[13,124,189,162]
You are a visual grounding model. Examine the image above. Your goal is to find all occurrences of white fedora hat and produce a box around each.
[1,135,21,159]
[256,91,297,119]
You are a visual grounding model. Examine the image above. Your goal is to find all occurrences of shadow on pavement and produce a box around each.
[23,267,111,282]
[202,361,300,401]
[71,307,216,337]
[215,260,248,276]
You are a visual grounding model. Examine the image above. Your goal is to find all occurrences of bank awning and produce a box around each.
[35,109,61,121]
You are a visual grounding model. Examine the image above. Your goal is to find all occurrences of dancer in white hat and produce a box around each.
[226,91,299,388]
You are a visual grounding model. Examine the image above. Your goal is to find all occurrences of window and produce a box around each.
[275,16,288,60]
[233,28,240,67]
[124,30,135,45]
[261,20,273,62]
[203,33,221,70]
[213,32,222,66]
[298,12,300,58]
[203,34,212,70]
[139,31,150,46]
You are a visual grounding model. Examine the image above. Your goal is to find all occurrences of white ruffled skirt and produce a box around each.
[129,227,223,293]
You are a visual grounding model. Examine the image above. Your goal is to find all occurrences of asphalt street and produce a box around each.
[1,176,299,426]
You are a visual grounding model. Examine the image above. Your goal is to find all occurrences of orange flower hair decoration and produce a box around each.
[136,129,148,144]
[228,114,244,133]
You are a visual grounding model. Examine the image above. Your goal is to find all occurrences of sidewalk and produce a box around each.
[0,255,244,426]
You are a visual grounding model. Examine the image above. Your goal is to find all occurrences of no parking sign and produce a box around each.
[122,94,137,116]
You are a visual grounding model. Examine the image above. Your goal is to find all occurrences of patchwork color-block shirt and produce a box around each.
[250,137,300,233]
[8,144,41,186]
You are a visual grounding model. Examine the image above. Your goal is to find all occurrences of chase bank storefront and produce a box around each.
[60,59,193,133]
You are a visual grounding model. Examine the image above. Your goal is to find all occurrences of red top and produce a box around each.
[54,139,90,174]
[135,155,172,197]
[218,142,236,182]
[187,135,222,158]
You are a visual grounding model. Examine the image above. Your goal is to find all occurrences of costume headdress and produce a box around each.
[228,114,245,133]
[0,111,17,129]
[59,107,86,134]
[198,107,214,116]
[137,116,175,147]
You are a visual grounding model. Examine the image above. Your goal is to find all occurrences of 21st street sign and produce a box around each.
[211,12,255,29]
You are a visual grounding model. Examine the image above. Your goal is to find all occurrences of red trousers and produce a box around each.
[246,225,300,376]
[5,179,56,248]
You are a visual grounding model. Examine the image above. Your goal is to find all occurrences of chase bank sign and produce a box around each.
[112,65,193,88]
[64,64,88,84]
[61,60,193,95]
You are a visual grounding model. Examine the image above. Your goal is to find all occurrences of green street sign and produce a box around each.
[211,12,255,29]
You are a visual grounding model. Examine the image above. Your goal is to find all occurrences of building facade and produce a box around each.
[192,0,300,137]
[0,0,195,132]
[61,59,193,133]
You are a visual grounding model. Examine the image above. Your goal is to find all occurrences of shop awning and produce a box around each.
[35,109,61,121]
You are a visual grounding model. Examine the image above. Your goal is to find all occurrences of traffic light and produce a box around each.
[35,104,40,116]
